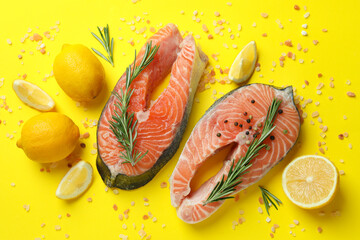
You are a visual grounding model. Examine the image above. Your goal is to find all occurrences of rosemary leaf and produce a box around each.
[108,41,159,166]
[259,186,282,215]
[91,24,114,66]
[203,98,282,205]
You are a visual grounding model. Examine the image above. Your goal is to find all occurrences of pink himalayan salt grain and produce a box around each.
[259,197,264,204]
[294,5,300,10]
[81,132,90,139]
[344,132,349,138]
[261,13,269,18]
[317,227,323,233]
[297,43,302,51]
[318,73,323,78]
[319,148,325,154]
[347,92,356,97]
[262,33,267,37]
[87,197,92,202]
[338,134,344,140]
[208,34,214,39]
[33,33,43,41]
[312,111,319,118]
[113,204,118,211]
[313,40,319,45]
[284,40,293,47]
[322,28,328,32]
[160,182,167,188]
[214,11,220,17]
[201,24,208,33]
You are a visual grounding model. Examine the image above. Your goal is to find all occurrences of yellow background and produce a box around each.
[1,0,359,239]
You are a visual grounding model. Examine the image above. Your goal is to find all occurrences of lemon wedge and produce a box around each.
[282,155,339,209]
[13,80,55,111]
[56,161,93,200]
[228,41,257,83]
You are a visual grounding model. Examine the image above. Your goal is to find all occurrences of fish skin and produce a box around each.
[96,26,208,190]
[170,84,301,223]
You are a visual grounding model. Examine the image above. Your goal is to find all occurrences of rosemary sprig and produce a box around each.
[203,98,282,205]
[259,186,282,215]
[91,24,114,66]
[109,41,159,166]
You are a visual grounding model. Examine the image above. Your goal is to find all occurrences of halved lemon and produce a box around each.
[56,161,93,200]
[228,41,257,83]
[282,155,339,209]
[13,79,55,111]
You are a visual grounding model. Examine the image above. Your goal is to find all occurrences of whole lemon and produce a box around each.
[16,112,80,163]
[53,44,105,102]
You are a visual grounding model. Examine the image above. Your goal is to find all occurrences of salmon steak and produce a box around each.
[97,24,209,190]
[170,84,300,223]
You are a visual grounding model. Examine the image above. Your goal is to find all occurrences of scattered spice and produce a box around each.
[216,133,221,137]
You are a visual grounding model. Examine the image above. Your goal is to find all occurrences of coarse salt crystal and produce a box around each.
[119,234,128,240]
[301,30,308,36]
[302,24,308,29]
[304,12,310,19]
[261,13,269,18]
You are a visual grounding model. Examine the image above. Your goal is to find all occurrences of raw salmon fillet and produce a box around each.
[170,84,300,223]
[97,24,209,189]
